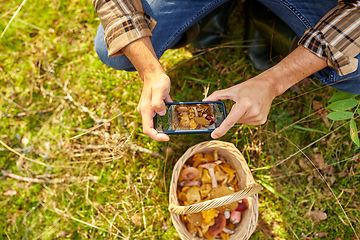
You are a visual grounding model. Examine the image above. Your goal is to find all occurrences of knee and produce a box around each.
[315,68,360,95]
[93,26,136,72]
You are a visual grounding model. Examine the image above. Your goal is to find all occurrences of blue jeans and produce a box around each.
[94,0,360,94]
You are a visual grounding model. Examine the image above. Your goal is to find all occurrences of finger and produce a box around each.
[164,95,173,103]
[211,104,246,139]
[142,109,170,141]
[203,89,232,102]
[151,88,168,115]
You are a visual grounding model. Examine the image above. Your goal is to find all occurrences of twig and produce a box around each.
[0,139,48,167]
[70,112,123,140]
[0,92,28,113]
[128,143,164,159]
[1,170,43,183]
[1,171,99,184]
[0,0,27,40]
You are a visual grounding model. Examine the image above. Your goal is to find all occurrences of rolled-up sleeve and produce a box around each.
[92,0,157,57]
[299,1,360,76]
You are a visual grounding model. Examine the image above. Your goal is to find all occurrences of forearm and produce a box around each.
[259,45,328,96]
[122,37,165,81]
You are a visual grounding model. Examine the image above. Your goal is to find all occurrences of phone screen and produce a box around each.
[154,101,226,134]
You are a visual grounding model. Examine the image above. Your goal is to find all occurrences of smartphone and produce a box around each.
[153,101,226,134]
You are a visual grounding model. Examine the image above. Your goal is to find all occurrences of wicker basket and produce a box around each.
[169,140,262,240]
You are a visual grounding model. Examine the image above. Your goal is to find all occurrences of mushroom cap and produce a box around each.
[210,186,238,212]
[208,213,226,236]
[187,212,203,227]
[181,167,199,181]
[198,161,220,169]
[236,198,249,212]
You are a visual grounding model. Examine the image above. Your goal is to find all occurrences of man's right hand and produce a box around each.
[123,37,172,141]
[137,72,172,141]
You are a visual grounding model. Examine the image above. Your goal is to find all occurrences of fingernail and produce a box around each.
[212,133,218,139]
[158,109,166,116]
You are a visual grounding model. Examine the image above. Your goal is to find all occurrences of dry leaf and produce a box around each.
[323,165,335,175]
[3,190,17,197]
[312,100,323,110]
[131,215,142,226]
[310,210,327,222]
[313,153,325,169]
[299,159,310,170]
[338,167,349,178]
[315,231,328,238]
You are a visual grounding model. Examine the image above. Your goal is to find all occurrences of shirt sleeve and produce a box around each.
[92,0,157,57]
[299,1,360,76]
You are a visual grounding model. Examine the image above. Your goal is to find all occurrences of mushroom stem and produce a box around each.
[179,179,202,187]
[208,168,217,188]
[199,161,221,189]
[222,228,235,234]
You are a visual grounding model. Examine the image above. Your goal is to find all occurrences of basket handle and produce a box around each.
[169,182,262,215]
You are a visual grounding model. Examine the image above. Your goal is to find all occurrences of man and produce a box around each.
[92,0,360,141]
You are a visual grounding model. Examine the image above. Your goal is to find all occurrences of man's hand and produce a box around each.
[204,45,328,139]
[203,77,276,138]
[137,73,172,141]
[123,37,172,141]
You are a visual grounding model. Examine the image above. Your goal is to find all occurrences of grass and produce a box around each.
[1,0,359,239]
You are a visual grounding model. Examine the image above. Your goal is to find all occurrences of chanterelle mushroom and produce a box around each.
[199,161,221,188]
[187,212,203,226]
[210,186,238,212]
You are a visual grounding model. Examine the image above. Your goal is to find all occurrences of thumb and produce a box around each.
[211,104,245,138]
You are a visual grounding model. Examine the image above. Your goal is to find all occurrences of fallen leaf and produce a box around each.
[312,100,323,110]
[131,215,142,226]
[323,165,335,175]
[338,167,349,178]
[313,153,326,169]
[299,159,311,170]
[326,175,336,185]
[310,210,327,222]
[57,230,70,238]
[315,231,328,238]
[3,190,17,196]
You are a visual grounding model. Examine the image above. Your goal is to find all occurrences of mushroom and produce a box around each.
[184,187,201,205]
[210,186,238,212]
[199,161,221,188]
[187,212,203,226]
[230,210,241,224]
[236,198,249,212]
[224,210,230,219]
[214,166,229,185]
[177,106,188,112]
[222,228,235,234]
[208,213,226,237]
[179,179,202,187]
[180,167,199,181]
[186,222,197,235]
[213,150,218,161]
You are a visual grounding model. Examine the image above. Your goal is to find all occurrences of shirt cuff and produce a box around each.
[104,12,157,57]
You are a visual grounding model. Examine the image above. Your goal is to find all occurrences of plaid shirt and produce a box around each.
[299,1,360,76]
[93,0,360,76]
[92,0,156,57]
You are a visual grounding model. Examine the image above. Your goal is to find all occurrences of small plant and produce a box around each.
[326,91,360,148]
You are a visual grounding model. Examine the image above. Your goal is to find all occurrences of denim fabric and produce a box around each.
[257,0,360,94]
[94,0,230,71]
[94,0,360,94]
